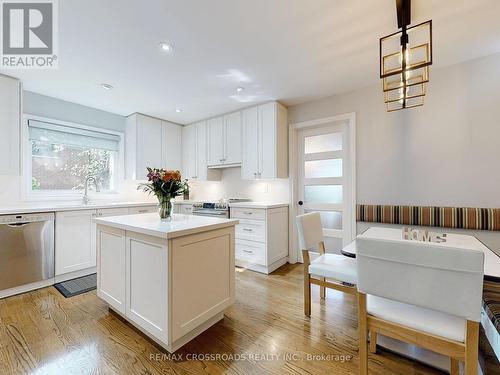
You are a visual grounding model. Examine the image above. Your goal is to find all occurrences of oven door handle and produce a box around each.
[6,223,29,227]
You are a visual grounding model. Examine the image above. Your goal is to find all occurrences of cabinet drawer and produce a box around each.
[230,207,265,221]
[235,239,266,266]
[236,219,266,243]
[128,206,157,215]
[178,204,193,215]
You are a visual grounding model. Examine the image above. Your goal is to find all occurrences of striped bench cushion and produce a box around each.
[484,281,500,334]
[357,204,500,231]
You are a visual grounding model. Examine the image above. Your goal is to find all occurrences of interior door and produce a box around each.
[297,122,353,254]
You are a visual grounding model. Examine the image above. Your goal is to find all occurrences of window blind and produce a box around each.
[28,120,121,152]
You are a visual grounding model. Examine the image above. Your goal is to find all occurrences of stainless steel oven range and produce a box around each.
[192,199,250,218]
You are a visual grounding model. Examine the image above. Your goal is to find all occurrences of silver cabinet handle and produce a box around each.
[137,210,148,213]
[242,249,253,254]
[243,212,253,215]
[243,228,253,232]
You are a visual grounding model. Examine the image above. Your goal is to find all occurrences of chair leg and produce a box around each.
[302,250,311,317]
[304,273,311,317]
[320,278,326,299]
[369,331,377,354]
[358,293,368,375]
[450,358,459,375]
[465,321,479,375]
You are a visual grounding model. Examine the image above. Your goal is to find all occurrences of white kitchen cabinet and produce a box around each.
[97,226,126,314]
[162,121,182,171]
[126,232,169,341]
[126,113,182,180]
[55,210,95,275]
[56,208,130,277]
[181,124,197,180]
[230,205,289,274]
[241,107,260,180]
[182,122,221,181]
[207,113,242,167]
[241,101,288,180]
[0,75,21,176]
[223,112,242,165]
[207,117,225,166]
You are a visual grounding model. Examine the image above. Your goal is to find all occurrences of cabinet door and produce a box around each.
[207,117,224,166]
[259,102,277,179]
[0,75,21,175]
[136,115,162,179]
[181,124,197,180]
[126,234,168,342]
[55,210,94,275]
[224,112,242,164]
[162,121,182,171]
[195,121,208,180]
[97,226,126,314]
[241,107,260,179]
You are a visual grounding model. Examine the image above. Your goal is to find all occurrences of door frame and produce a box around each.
[288,112,356,264]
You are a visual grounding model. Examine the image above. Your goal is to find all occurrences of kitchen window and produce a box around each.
[25,117,123,197]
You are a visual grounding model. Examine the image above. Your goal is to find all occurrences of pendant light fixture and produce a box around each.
[380,0,432,112]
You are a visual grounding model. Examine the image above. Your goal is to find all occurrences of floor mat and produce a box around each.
[54,273,97,298]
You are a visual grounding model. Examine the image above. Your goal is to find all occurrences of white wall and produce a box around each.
[187,167,289,203]
[288,52,500,255]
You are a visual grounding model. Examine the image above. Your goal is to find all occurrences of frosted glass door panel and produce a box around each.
[305,210,342,230]
[304,185,342,204]
[304,133,342,154]
[305,159,342,179]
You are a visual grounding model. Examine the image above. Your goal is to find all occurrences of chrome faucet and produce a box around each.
[83,176,100,204]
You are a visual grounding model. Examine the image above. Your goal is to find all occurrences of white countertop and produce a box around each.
[0,201,157,215]
[94,213,239,239]
[229,202,289,209]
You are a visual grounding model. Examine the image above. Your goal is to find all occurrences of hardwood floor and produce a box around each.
[0,264,443,375]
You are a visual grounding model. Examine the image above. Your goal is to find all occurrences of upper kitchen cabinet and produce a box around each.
[207,112,242,167]
[182,121,221,181]
[161,120,182,171]
[126,113,182,180]
[241,102,288,180]
[0,75,22,176]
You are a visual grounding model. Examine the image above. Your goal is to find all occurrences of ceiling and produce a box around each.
[3,0,500,124]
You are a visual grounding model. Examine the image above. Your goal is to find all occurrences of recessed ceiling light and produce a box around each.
[175,109,182,113]
[101,83,113,90]
[236,87,244,92]
[160,42,173,52]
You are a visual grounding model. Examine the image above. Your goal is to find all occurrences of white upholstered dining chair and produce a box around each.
[356,235,484,375]
[296,212,357,317]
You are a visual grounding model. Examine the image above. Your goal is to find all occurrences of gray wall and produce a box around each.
[288,52,500,255]
[288,52,500,208]
[23,91,126,132]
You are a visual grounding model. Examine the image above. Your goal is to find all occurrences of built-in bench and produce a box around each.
[481,280,500,373]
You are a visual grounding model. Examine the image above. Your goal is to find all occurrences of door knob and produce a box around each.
[298,201,303,206]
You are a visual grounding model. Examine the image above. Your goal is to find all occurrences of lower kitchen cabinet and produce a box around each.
[175,202,193,215]
[55,210,95,275]
[230,205,288,274]
[55,206,155,278]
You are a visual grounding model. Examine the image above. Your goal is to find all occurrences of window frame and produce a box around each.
[22,114,125,201]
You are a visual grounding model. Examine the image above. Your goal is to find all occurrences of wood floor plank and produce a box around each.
[0,264,444,375]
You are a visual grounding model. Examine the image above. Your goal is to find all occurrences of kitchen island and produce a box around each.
[94,213,238,352]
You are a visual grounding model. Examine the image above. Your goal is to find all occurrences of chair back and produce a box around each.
[296,212,323,252]
[356,229,484,322]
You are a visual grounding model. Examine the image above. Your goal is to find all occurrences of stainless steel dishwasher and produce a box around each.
[0,212,55,292]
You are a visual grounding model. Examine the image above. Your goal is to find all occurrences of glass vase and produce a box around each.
[158,198,174,221]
